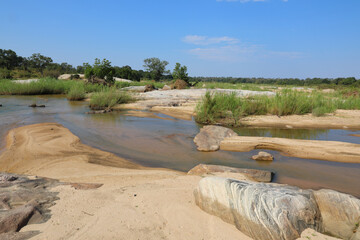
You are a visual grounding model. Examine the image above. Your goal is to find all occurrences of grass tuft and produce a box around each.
[89,89,133,110]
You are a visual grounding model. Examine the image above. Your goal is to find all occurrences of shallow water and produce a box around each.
[1,95,360,197]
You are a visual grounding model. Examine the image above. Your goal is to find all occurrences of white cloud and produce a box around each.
[182,35,239,45]
[183,35,302,62]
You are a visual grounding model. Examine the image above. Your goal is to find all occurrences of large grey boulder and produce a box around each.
[194,177,321,240]
[194,125,237,151]
[314,189,360,240]
[188,164,273,182]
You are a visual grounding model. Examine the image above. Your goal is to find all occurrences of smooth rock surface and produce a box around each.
[188,164,273,182]
[162,85,171,90]
[114,77,132,83]
[252,151,274,161]
[297,229,341,240]
[194,125,237,151]
[194,177,321,240]
[314,189,360,240]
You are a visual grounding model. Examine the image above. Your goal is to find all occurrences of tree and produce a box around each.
[143,57,169,81]
[27,53,53,75]
[172,63,189,83]
[84,58,115,84]
[0,49,23,70]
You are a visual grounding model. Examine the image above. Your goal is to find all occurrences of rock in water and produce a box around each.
[314,189,360,240]
[252,151,274,161]
[194,177,321,240]
[194,125,237,151]
[188,164,273,182]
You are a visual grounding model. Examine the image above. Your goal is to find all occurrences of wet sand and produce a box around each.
[0,123,252,240]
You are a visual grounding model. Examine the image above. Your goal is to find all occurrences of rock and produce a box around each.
[86,109,112,114]
[69,183,103,190]
[122,86,147,92]
[194,125,237,151]
[0,204,36,233]
[188,164,273,182]
[28,104,45,108]
[0,231,39,240]
[0,173,17,182]
[252,151,274,161]
[0,172,60,235]
[162,85,171,90]
[58,74,72,80]
[173,79,189,89]
[194,177,321,240]
[297,228,341,240]
[313,189,360,240]
[144,84,155,92]
[114,77,132,83]
[0,104,2,107]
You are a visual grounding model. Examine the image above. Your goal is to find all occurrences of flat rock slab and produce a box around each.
[194,125,237,151]
[220,136,360,163]
[194,177,321,240]
[297,229,341,240]
[188,164,273,182]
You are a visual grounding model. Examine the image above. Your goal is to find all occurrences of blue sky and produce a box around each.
[1,0,359,78]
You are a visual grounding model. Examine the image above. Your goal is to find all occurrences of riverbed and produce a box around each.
[0,95,359,196]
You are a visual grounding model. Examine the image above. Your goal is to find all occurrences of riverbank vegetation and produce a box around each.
[195,90,360,126]
[89,89,133,110]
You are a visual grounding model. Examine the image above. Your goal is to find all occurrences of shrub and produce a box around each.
[89,89,133,110]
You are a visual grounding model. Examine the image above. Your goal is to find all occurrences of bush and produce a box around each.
[89,89,133,110]
[0,68,12,79]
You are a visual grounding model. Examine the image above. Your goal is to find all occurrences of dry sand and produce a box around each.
[220,136,360,163]
[0,123,252,240]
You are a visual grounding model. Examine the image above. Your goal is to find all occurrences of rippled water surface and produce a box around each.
[1,95,360,196]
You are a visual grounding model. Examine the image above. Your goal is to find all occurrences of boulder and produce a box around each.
[313,189,360,240]
[58,74,72,80]
[188,164,273,182]
[194,177,321,240]
[297,229,341,240]
[0,204,36,233]
[173,79,189,89]
[162,85,171,90]
[194,125,237,151]
[122,86,147,92]
[114,77,132,83]
[252,151,274,161]
[144,84,155,92]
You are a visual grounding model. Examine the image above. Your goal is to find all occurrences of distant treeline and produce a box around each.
[0,49,162,81]
[190,77,360,87]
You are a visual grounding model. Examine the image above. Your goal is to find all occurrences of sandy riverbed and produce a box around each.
[0,123,252,240]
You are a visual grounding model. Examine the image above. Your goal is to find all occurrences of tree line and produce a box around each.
[1,48,358,87]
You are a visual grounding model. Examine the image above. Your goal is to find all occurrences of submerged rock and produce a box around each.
[252,151,274,161]
[28,104,45,108]
[194,125,237,151]
[188,164,273,182]
[86,109,112,114]
[314,189,360,240]
[194,177,321,240]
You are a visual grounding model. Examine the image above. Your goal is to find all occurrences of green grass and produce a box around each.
[89,89,133,110]
[195,90,360,126]
[0,78,106,95]
[67,83,86,101]
[115,80,166,89]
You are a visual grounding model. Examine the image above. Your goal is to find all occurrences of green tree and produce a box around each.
[143,57,169,81]
[84,58,115,84]
[172,63,189,82]
[27,53,53,75]
[0,49,23,70]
